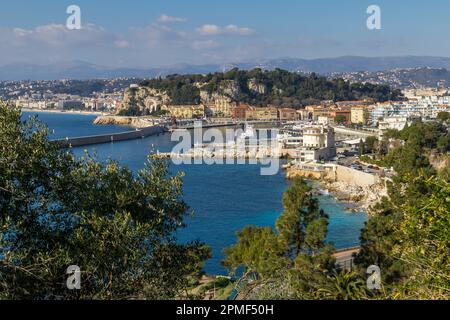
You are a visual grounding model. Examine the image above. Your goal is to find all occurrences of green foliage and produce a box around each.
[394,176,450,299]
[364,136,378,154]
[355,119,449,299]
[277,178,329,256]
[354,199,407,284]
[437,134,450,153]
[222,227,287,279]
[436,111,450,122]
[359,139,366,156]
[171,84,201,105]
[315,271,369,300]
[334,115,347,125]
[383,129,401,140]
[399,121,448,149]
[0,103,210,300]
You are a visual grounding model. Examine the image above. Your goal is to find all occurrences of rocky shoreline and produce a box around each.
[317,180,387,215]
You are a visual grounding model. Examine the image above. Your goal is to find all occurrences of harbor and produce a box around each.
[22,111,368,275]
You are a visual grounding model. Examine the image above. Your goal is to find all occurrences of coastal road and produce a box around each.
[333,247,361,271]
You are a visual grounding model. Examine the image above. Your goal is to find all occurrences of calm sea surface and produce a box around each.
[23,111,367,275]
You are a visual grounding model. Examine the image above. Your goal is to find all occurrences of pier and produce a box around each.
[53,125,167,148]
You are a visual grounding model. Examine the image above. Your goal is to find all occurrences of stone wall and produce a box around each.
[325,165,380,187]
[287,164,380,188]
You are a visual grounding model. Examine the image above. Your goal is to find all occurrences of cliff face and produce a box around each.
[119,80,241,115]
[118,87,171,115]
[248,79,267,95]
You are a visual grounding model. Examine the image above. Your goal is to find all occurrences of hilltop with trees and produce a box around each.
[119,68,403,115]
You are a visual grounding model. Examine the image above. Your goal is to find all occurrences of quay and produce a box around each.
[53,125,167,148]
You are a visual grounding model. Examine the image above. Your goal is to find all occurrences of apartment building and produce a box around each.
[351,106,370,125]
[162,105,205,119]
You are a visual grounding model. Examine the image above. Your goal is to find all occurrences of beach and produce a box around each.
[21,108,109,116]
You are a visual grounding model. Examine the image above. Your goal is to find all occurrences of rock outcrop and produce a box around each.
[324,180,388,214]
[248,79,267,94]
[93,116,156,128]
[118,87,171,115]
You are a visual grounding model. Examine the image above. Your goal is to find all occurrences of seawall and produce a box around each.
[54,125,166,148]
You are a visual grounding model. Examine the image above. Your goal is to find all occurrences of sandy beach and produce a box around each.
[22,108,110,116]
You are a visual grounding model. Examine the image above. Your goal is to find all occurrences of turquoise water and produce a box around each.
[22,111,133,139]
[22,112,367,275]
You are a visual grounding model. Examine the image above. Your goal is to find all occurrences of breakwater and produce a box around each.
[54,125,167,148]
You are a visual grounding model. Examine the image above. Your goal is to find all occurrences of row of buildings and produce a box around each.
[13,92,123,113]
[292,96,450,127]
[14,93,123,113]
[161,103,299,121]
[160,96,450,124]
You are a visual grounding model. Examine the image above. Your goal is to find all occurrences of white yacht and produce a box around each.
[239,124,255,139]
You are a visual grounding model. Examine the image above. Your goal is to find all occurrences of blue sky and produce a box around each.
[0,0,449,67]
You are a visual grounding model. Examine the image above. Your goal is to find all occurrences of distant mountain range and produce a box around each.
[3,56,450,81]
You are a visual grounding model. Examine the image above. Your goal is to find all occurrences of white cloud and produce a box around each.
[197,24,255,36]
[157,14,187,23]
[197,24,221,35]
[0,21,257,67]
[224,24,255,36]
[128,23,188,48]
[0,23,122,65]
[4,24,115,48]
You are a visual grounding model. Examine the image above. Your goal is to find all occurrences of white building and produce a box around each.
[378,116,418,138]
[295,125,336,163]
[370,96,450,125]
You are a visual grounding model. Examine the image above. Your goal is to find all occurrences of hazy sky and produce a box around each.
[0,0,449,67]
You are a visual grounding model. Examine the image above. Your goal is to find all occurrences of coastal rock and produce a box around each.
[325,180,388,214]
[93,115,156,128]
